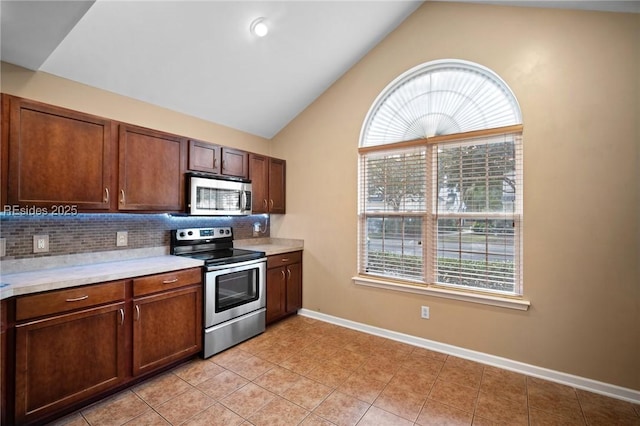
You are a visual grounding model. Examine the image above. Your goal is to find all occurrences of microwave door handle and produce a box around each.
[241,191,247,211]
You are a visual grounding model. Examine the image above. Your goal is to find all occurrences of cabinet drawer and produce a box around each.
[133,268,202,297]
[267,251,302,268]
[16,281,126,321]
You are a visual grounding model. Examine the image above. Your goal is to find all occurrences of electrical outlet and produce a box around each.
[116,231,128,247]
[0,238,6,257]
[421,306,430,319]
[253,223,261,237]
[33,235,49,253]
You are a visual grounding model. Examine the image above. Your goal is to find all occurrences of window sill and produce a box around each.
[352,276,530,311]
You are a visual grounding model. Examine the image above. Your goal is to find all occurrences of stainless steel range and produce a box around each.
[170,227,266,358]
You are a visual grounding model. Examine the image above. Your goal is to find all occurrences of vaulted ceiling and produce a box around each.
[2,1,637,138]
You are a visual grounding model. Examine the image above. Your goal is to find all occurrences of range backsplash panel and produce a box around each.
[0,213,270,260]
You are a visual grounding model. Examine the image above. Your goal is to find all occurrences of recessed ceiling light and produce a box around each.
[250,18,269,37]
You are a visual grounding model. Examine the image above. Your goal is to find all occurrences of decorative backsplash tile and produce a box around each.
[0,213,270,260]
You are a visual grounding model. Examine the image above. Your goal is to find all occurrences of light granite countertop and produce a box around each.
[235,237,304,256]
[0,239,303,300]
[0,254,203,300]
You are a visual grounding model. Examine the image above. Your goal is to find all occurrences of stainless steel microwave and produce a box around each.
[187,173,252,216]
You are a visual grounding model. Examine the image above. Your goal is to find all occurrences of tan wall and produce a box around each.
[0,62,270,155]
[270,3,640,390]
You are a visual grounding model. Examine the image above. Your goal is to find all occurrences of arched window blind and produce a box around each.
[358,59,524,296]
[360,59,522,147]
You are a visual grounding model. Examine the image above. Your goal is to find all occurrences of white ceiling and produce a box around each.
[2,1,638,139]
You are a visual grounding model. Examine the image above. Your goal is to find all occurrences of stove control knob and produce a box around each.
[187,231,193,236]
[219,229,224,234]
[179,232,185,238]
[225,229,230,235]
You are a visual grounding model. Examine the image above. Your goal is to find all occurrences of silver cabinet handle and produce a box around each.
[120,189,126,205]
[163,278,179,284]
[287,268,291,280]
[119,308,125,326]
[281,258,289,262]
[213,158,218,169]
[280,270,285,281]
[263,199,268,209]
[270,199,274,210]
[135,305,140,321]
[66,295,88,302]
[104,188,110,203]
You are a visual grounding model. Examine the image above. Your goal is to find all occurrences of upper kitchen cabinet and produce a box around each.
[118,124,186,212]
[188,139,248,178]
[249,154,286,214]
[2,95,115,211]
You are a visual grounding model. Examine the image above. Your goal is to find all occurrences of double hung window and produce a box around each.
[358,60,523,297]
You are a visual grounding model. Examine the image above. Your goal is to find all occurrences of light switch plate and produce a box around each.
[116,231,128,247]
[33,235,49,253]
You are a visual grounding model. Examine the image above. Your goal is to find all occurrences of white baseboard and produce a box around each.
[298,308,640,404]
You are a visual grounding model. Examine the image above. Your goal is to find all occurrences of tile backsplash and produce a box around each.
[0,213,270,260]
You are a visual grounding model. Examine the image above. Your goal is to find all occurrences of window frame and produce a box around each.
[356,126,528,310]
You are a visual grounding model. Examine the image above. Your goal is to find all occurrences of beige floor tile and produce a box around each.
[428,379,479,413]
[305,362,354,389]
[355,357,399,383]
[122,409,170,425]
[389,366,437,395]
[300,413,337,425]
[248,396,311,426]
[527,377,584,423]
[479,366,527,405]
[279,351,322,375]
[154,388,215,425]
[528,407,586,425]
[401,352,445,377]
[172,358,227,386]
[372,383,427,422]
[81,390,150,426]
[226,355,276,381]
[411,347,448,362]
[253,365,303,395]
[196,369,249,400]
[438,357,484,389]
[281,377,333,410]
[474,391,528,425]
[313,391,370,426]
[327,348,368,371]
[337,371,387,404]
[220,382,277,418]
[357,406,414,425]
[576,389,640,425]
[416,399,473,426]
[210,346,253,369]
[181,402,245,426]
[132,372,193,407]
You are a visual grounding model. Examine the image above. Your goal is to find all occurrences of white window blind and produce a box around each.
[428,133,523,295]
[359,147,428,281]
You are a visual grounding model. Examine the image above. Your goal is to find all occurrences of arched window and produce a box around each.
[357,59,524,297]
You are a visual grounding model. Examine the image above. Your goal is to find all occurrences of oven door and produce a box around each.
[205,258,266,328]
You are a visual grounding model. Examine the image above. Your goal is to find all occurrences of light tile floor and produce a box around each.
[49,315,640,426]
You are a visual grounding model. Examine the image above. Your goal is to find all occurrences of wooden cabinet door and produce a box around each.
[285,262,302,314]
[268,158,286,214]
[118,124,186,211]
[5,95,114,211]
[249,154,269,213]
[14,303,126,425]
[188,139,221,174]
[221,147,248,178]
[132,285,202,376]
[266,267,286,324]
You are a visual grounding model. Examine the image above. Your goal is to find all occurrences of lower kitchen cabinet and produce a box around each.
[14,282,127,425]
[132,269,202,376]
[266,251,302,324]
[6,268,203,425]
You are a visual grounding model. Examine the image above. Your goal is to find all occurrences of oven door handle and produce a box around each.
[206,257,267,272]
